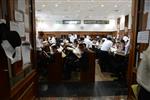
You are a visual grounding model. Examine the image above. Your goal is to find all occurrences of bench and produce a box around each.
[47,51,96,83]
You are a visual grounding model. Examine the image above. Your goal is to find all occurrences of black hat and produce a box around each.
[6,31,21,48]
[0,23,21,49]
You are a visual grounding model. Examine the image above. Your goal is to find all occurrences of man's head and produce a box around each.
[51,45,58,53]
[38,32,44,39]
[79,43,86,53]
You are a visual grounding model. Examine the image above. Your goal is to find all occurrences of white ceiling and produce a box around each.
[35,0,132,22]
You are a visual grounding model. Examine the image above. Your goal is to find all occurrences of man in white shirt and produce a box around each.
[83,35,93,48]
[137,45,150,100]
[101,37,113,52]
[99,37,113,72]
[74,34,77,40]
[51,36,56,44]
[36,33,44,51]
[123,35,129,43]
[124,38,130,55]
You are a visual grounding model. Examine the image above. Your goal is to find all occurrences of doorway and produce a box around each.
[35,0,132,98]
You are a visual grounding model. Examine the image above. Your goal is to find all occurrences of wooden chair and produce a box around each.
[48,53,63,83]
[80,51,96,83]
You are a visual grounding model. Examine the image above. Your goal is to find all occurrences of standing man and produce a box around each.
[137,45,150,100]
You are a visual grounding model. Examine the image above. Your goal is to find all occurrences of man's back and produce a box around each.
[101,39,113,51]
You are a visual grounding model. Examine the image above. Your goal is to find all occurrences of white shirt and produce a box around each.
[125,39,130,55]
[48,36,51,44]
[73,47,81,58]
[36,38,43,51]
[101,39,113,51]
[51,37,56,44]
[74,34,77,39]
[123,36,129,42]
[69,35,75,43]
[83,38,92,48]
[137,46,150,92]
[57,46,63,52]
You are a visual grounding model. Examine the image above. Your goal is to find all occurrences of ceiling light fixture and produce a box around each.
[42,4,46,7]
[101,4,104,7]
[114,5,118,7]
[55,4,58,7]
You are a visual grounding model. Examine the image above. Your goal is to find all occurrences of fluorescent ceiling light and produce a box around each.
[69,21,78,24]
[63,20,81,24]
[114,5,118,7]
[55,4,58,7]
[42,4,46,7]
[101,4,104,7]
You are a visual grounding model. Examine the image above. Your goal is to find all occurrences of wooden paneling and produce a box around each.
[117,18,120,25]
[137,0,145,31]
[80,52,95,82]
[7,0,15,20]
[47,52,96,83]
[142,12,148,30]
[0,0,37,99]
[0,0,8,19]
[30,0,37,68]
[10,70,38,100]
[11,60,23,76]
[127,0,139,99]
[125,15,129,33]
[127,0,148,99]
[117,18,120,33]
[0,46,10,100]
[125,15,129,27]
[39,31,116,38]
[0,0,2,18]
[48,53,63,83]
[8,0,37,77]
[119,30,125,37]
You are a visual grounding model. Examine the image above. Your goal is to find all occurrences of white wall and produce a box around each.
[120,15,125,30]
[128,14,132,29]
[36,20,117,32]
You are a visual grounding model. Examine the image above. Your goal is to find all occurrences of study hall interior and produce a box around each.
[0,0,150,100]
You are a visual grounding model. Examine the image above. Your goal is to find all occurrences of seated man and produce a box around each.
[63,43,89,80]
[78,43,89,71]
[50,45,58,54]
[36,32,47,77]
[63,47,79,80]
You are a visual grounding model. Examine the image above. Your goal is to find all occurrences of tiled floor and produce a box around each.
[38,96,127,100]
[38,60,127,99]
[95,60,115,81]
[38,81,127,97]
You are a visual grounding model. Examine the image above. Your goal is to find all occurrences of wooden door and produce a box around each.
[0,46,10,100]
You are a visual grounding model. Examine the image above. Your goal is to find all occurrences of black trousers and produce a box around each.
[138,86,150,100]
[98,50,113,72]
